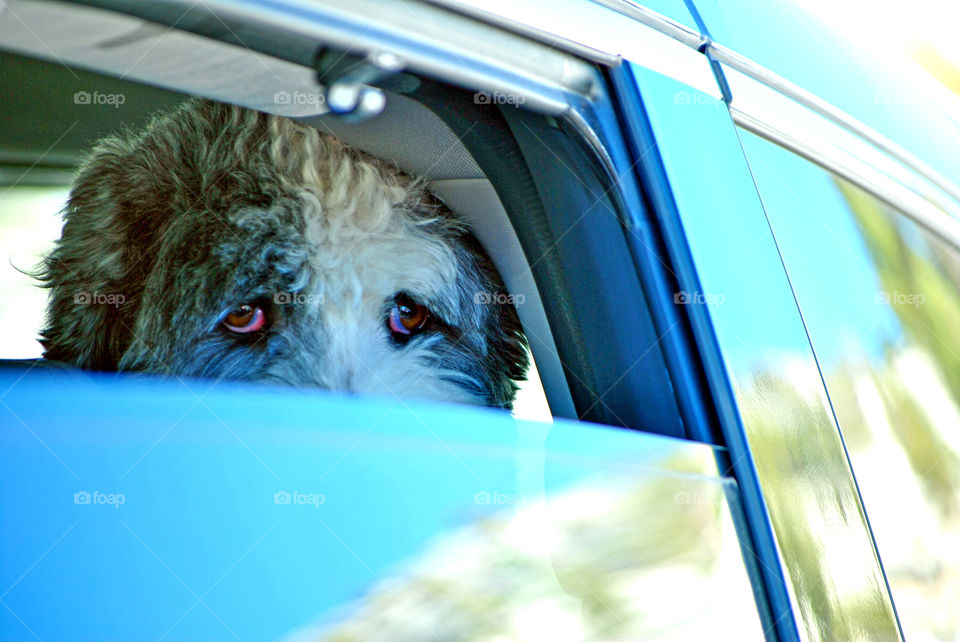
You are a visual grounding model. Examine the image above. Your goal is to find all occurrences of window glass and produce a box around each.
[739,128,960,639]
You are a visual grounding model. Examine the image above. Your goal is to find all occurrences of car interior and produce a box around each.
[0,0,716,441]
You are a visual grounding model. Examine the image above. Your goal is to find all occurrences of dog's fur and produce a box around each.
[38,99,528,408]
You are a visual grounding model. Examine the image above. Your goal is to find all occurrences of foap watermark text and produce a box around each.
[74,290,125,308]
[274,490,325,508]
[474,91,526,106]
[74,90,125,108]
[474,291,524,306]
[474,490,524,506]
[274,291,325,306]
[674,290,725,305]
[273,91,326,108]
[74,490,126,508]
[875,291,925,308]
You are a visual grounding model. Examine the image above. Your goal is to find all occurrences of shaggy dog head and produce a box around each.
[39,99,528,408]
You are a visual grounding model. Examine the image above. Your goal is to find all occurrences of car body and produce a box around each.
[2,0,960,640]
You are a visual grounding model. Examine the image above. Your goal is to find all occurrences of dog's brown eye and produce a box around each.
[222,304,266,334]
[388,295,430,336]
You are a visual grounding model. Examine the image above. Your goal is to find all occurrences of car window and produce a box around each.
[739,127,960,639]
[0,178,554,420]
[0,184,68,358]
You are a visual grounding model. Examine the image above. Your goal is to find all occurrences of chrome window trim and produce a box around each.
[588,0,701,48]
[710,43,960,208]
[721,57,960,252]
[186,0,594,114]
[24,0,724,119]
[733,108,960,253]
[424,0,703,55]
[421,0,622,66]
[418,0,721,101]
[18,0,600,116]
[562,106,621,194]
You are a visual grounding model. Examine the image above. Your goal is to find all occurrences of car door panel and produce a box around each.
[615,62,902,640]
[1,367,764,640]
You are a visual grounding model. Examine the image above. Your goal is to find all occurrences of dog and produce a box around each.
[38,98,528,408]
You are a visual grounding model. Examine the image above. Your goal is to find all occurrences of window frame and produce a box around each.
[722,47,960,641]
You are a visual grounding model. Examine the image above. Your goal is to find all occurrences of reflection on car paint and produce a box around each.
[0,370,762,641]
[627,61,901,640]
[291,451,764,641]
[741,128,960,640]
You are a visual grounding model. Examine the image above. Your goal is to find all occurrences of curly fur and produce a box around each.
[38,98,528,408]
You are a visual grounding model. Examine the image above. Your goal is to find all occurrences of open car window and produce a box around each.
[0,185,67,358]
[0,0,707,438]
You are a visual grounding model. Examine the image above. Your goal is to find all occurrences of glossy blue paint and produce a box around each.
[626,62,903,639]
[621,62,799,642]
[738,127,956,640]
[735,130,905,367]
